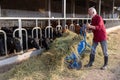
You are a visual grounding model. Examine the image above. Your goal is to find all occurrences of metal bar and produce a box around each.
[64,0,66,19]
[45,26,53,38]
[0,17,95,20]
[48,0,51,26]
[23,28,28,51]
[72,0,75,18]
[65,24,68,29]
[36,19,38,39]
[56,21,62,32]
[69,23,75,32]
[99,0,101,15]
[13,28,28,52]
[58,20,60,25]
[112,0,115,18]
[36,19,38,27]
[77,19,79,26]
[0,30,7,56]
[32,27,42,39]
[0,17,119,21]
[18,19,23,53]
[56,25,62,32]
[0,5,1,17]
[32,27,42,47]
[64,0,66,27]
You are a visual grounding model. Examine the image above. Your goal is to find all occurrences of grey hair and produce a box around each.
[89,7,97,15]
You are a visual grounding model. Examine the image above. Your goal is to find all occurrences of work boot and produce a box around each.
[84,54,95,67]
[101,56,108,70]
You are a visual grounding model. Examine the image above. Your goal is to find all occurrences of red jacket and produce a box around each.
[91,14,107,42]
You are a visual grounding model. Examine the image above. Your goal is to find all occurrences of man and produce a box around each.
[85,7,108,70]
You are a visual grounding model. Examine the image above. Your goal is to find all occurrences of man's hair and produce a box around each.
[89,7,97,15]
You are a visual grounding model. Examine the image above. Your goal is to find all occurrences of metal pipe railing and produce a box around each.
[32,27,42,39]
[69,23,75,32]
[65,24,69,29]
[0,17,90,20]
[0,30,7,56]
[56,24,62,32]
[0,17,120,56]
[0,17,120,21]
[45,26,53,38]
[13,28,28,51]
[56,20,62,32]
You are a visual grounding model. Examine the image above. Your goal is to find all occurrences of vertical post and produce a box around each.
[103,12,105,18]
[64,0,66,19]
[45,0,48,17]
[98,0,101,15]
[72,0,75,18]
[18,19,23,53]
[36,19,38,39]
[64,0,66,27]
[36,19,38,27]
[62,0,66,27]
[0,5,1,17]
[112,0,115,18]
[71,0,75,24]
[48,0,51,26]
[48,0,51,38]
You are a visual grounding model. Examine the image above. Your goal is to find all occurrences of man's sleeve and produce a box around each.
[95,16,104,30]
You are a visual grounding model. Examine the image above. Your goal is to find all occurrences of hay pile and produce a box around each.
[0,30,93,80]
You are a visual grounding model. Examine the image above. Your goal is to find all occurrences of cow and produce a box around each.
[0,36,22,56]
[7,37,22,54]
[0,38,5,56]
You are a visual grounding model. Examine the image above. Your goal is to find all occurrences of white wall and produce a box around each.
[1,9,46,17]
[1,9,88,18]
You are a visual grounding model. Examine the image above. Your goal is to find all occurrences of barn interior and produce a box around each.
[0,0,120,58]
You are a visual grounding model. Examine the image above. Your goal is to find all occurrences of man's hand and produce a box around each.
[86,23,91,29]
[86,23,95,29]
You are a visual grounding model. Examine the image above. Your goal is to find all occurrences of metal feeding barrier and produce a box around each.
[45,26,53,39]
[69,23,75,32]
[56,24,62,32]
[69,20,75,32]
[0,17,119,57]
[56,20,62,32]
[65,24,69,29]
[32,27,42,46]
[32,27,42,39]
[0,30,7,56]
[13,28,28,51]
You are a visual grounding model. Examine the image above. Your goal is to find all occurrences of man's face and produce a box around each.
[88,9,93,16]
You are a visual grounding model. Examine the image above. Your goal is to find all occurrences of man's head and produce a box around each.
[88,7,97,17]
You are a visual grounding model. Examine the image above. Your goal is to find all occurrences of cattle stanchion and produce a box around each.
[65,24,68,29]
[0,30,7,56]
[45,26,53,39]
[13,28,28,52]
[56,24,62,32]
[69,20,75,32]
[32,27,42,47]
[56,20,62,32]
[32,27,42,39]
[69,23,75,32]
[77,19,79,26]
